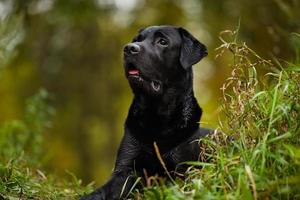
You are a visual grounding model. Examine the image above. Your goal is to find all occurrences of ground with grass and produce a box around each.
[0,90,93,199]
[0,30,299,200]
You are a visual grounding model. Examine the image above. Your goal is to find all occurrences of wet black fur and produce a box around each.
[81,25,212,200]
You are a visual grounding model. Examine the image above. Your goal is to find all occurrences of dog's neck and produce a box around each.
[125,73,202,145]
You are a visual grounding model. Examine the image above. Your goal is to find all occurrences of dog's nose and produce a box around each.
[124,43,140,55]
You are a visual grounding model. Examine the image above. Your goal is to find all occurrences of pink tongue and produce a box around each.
[128,70,140,75]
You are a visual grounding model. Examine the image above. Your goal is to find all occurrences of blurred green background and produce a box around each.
[0,0,299,185]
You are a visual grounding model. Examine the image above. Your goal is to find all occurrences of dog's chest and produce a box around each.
[134,146,179,176]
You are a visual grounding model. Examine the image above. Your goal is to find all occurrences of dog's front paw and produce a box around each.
[80,190,105,200]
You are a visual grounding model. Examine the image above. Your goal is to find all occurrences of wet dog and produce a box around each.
[81,25,211,200]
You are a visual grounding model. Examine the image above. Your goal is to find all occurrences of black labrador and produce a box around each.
[81,25,212,200]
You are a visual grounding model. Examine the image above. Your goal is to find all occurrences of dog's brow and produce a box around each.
[132,34,143,42]
[154,30,168,38]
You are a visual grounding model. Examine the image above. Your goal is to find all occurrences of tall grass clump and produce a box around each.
[135,30,300,200]
[0,90,93,199]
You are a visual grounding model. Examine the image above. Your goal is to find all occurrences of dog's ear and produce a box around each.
[178,27,208,70]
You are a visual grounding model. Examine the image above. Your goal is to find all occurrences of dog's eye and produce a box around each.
[157,38,168,46]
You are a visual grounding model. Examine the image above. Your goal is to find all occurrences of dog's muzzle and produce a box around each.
[124,43,140,56]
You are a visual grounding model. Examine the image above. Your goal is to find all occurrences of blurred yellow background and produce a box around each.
[0,0,299,185]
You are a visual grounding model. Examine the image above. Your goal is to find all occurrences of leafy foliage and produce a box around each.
[0,14,24,67]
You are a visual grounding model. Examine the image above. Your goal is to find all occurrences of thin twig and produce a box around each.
[153,142,176,185]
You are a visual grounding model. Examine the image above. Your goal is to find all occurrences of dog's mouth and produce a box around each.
[127,64,143,81]
[126,64,162,94]
[128,64,141,76]
[128,69,140,76]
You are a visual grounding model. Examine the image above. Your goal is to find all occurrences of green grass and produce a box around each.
[1,29,299,199]
[0,90,93,200]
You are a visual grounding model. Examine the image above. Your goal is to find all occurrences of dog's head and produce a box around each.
[123,25,207,96]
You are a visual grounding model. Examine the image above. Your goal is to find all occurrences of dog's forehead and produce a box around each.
[140,26,181,40]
